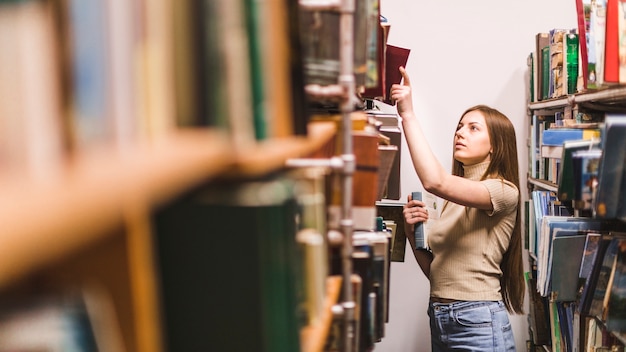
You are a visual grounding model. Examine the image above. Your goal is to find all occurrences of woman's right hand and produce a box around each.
[390,66,415,119]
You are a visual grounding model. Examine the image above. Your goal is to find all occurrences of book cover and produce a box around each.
[526,274,551,345]
[536,32,550,100]
[589,235,622,320]
[383,44,410,105]
[541,127,601,146]
[590,0,607,88]
[578,233,603,301]
[542,46,551,100]
[619,0,626,83]
[549,298,564,352]
[411,191,425,249]
[605,0,620,83]
[576,0,591,89]
[565,32,580,94]
[0,0,65,179]
[352,237,375,350]
[154,177,303,352]
[550,231,588,301]
[572,148,602,212]
[594,114,626,219]
[376,201,407,262]
[606,235,626,332]
[536,216,619,297]
[557,138,601,202]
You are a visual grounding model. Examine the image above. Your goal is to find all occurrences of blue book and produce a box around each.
[541,128,600,146]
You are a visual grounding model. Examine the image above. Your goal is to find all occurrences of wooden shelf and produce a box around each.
[0,129,232,289]
[0,122,337,290]
[528,177,558,192]
[225,121,337,178]
[529,84,626,112]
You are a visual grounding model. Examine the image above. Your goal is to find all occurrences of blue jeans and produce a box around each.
[428,300,516,352]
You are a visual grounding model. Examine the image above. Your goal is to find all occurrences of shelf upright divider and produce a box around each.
[338,0,357,351]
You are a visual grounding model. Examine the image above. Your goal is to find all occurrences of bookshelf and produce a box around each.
[526,82,626,351]
[0,123,337,351]
[0,0,394,350]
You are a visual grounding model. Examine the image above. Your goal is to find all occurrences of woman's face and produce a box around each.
[454,110,493,166]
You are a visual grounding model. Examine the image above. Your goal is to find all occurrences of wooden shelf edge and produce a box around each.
[300,275,343,352]
[226,121,337,178]
[0,128,234,289]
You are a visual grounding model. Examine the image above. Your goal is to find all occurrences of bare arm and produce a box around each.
[390,67,493,210]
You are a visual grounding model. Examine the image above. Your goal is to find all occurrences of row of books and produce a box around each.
[529,28,580,102]
[576,0,626,89]
[528,0,626,103]
[528,224,626,349]
[152,157,406,351]
[0,286,124,351]
[528,113,626,218]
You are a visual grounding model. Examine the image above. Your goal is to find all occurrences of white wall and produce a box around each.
[375,1,577,351]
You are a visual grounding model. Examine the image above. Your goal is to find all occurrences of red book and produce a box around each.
[576,0,590,89]
[604,0,619,83]
[384,45,411,104]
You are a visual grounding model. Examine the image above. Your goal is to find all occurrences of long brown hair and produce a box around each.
[452,105,525,314]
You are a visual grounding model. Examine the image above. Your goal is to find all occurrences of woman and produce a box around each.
[391,67,525,351]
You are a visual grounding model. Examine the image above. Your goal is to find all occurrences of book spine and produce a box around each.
[411,191,426,250]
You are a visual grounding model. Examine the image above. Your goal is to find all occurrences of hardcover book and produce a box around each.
[550,230,589,301]
[604,0,620,83]
[557,138,601,202]
[594,114,626,219]
[606,234,626,332]
[589,235,622,320]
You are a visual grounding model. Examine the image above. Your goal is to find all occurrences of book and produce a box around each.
[619,0,626,82]
[0,0,65,179]
[606,234,626,332]
[383,44,411,105]
[526,273,551,346]
[605,0,620,83]
[578,232,604,302]
[579,234,614,315]
[571,148,602,212]
[376,201,407,262]
[594,114,626,219]
[550,230,589,301]
[411,191,425,250]
[0,287,124,352]
[589,235,624,320]
[536,216,619,297]
[541,127,601,147]
[576,0,591,89]
[352,237,375,350]
[542,45,551,100]
[536,32,550,101]
[154,177,303,352]
[549,298,564,352]
[565,32,580,94]
[557,138,601,202]
[590,0,607,88]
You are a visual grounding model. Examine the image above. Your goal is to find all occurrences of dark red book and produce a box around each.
[384,45,411,105]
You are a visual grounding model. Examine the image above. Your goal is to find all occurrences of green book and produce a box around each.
[542,46,551,100]
[154,176,302,352]
[566,32,579,94]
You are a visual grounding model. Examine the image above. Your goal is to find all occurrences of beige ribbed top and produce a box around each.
[428,161,519,301]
